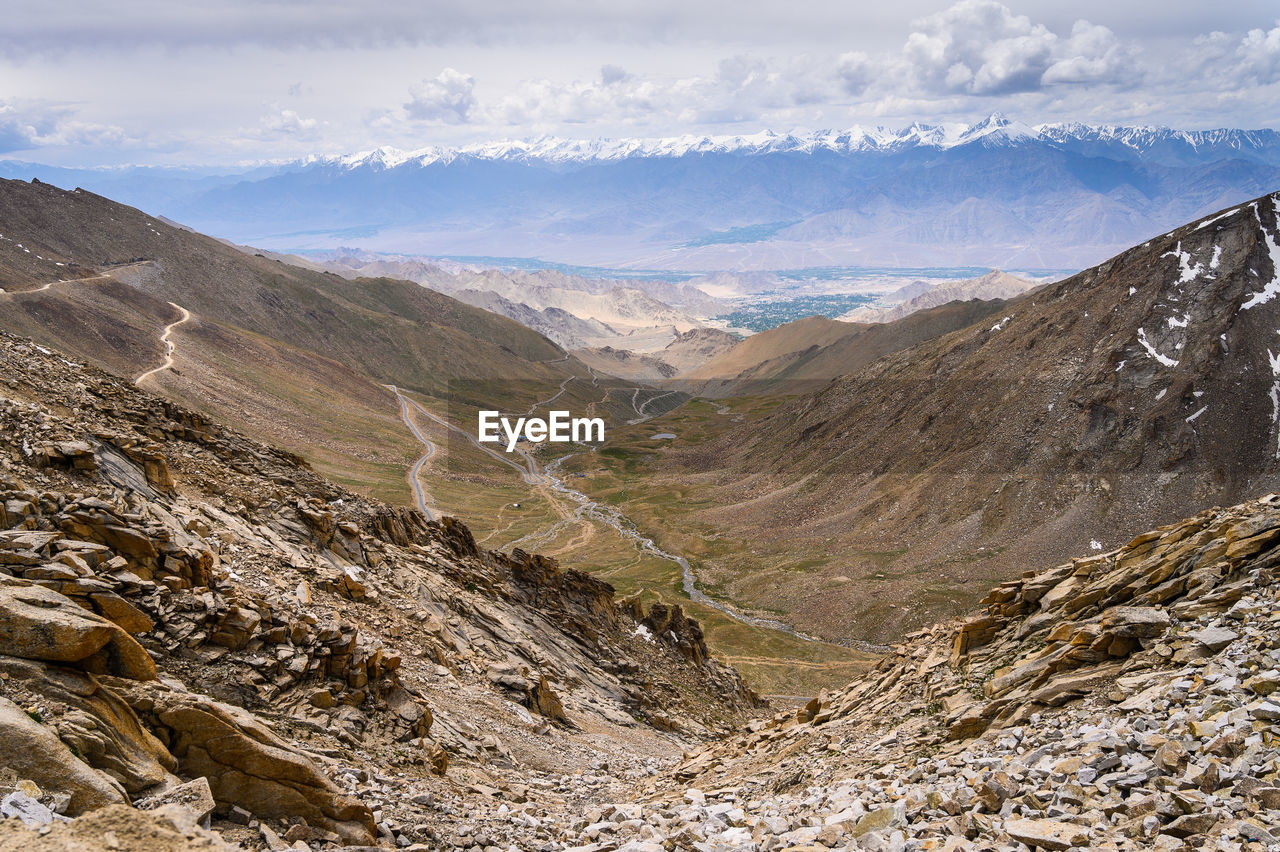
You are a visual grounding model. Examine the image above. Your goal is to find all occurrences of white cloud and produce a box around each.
[0,100,129,154]
[261,108,319,135]
[898,1,1133,96]
[1237,23,1280,83]
[431,52,846,132]
[1042,21,1134,86]
[600,65,630,86]
[836,52,875,96]
[405,69,476,124]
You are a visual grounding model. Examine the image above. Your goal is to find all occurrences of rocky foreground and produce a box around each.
[0,330,758,850]
[579,496,1280,851]
[0,323,1278,852]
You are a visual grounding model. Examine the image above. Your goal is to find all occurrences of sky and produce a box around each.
[2,0,1279,167]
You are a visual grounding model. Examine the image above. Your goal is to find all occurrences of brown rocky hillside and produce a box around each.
[643,191,1280,643]
[0,330,757,849]
[0,178,614,500]
[680,298,1011,397]
[571,493,1280,851]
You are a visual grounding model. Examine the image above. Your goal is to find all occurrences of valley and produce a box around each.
[0,176,1277,852]
[546,195,1280,649]
[382,383,874,698]
[7,1,1280,847]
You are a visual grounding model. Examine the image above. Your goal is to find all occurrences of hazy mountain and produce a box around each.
[840,270,1045,323]
[573,328,740,384]
[452,289,622,350]
[11,116,1280,270]
[320,253,722,350]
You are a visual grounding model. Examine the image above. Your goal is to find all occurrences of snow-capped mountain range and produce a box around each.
[318,115,1280,170]
[6,114,1280,270]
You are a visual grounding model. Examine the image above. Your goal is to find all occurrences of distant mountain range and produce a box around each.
[840,269,1043,323]
[5,115,1280,270]
[319,252,725,350]
[315,115,1280,168]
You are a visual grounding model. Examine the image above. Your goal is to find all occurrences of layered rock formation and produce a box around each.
[614,495,1280,850]
[0,330,759,849]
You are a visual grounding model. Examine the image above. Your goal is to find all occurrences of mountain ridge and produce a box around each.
[314,115,1280,170]
[569,190,1280,644]
[8,115,1280,270]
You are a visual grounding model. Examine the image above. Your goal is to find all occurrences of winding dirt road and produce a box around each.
[29,272,112,293]
[526,375,575,416]
[20,261,150,295]
[386,382,814,640]
[134,303,191,385]
[389,386,438,521]
[390,388,538,483]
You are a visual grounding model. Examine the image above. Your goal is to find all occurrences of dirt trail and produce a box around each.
[20,261,151,295]
[134,302,191,385]
[393,390,536,483]
[8,262,147,297]
[526,375,575,415]
[387,385,814,642]
[29,272,111,292]
[390,386,438,521]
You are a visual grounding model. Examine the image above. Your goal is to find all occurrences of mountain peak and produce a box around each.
[315,118,1280,172]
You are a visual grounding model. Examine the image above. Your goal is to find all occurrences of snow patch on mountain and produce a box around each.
[1241,198,1280,311]
[1137,327,1179,368]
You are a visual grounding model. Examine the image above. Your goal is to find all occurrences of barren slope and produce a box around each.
[601,193,1280,643]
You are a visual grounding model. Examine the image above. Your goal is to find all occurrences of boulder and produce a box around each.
[529,674,567,724]
[1100,606,1172,638]
[0,695,127,815]
[115,680,376,845]
[0,582,155,680]
[1188,626,1238,652]
[1005,817,1090,850]
[87,592,153,634]
[97,526,157,560]
[0,657,176,794]
[208,605,260,650]
[135,776,216,824]
[0,791,61,827]
[0,802,238,851]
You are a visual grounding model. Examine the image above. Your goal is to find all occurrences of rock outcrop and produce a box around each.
[642,494,1280,851]
[0,329,760,848]
[0,583,155,680]
[113,679,376,844]
[0,696,128,815]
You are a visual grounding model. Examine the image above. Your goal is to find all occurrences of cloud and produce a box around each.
[405,69,476,124]
[488,74,662,127]
[600,65,630,86]
[1237,23,1280,83]
[453,2,1149,132]
[261,108,319,136]
[0,100,129,154]
[470,54,834,130]
[836,52,875,96]
[4,0,1279,165]
[0,105,45,153]
[1042,21,1134,86]
[899,1,1134,96]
